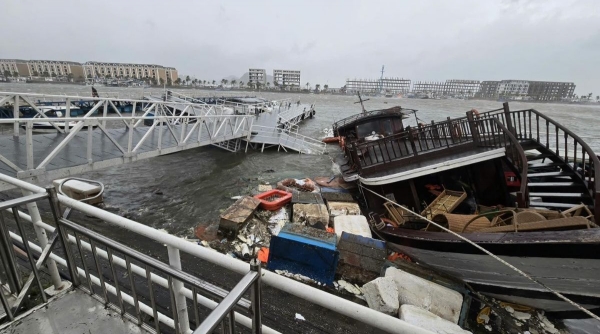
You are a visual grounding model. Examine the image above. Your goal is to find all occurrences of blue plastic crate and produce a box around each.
[267,224,339,285]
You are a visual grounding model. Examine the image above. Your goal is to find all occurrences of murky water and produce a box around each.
[2,83,599,332]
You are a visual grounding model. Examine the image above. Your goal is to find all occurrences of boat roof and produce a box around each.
[333,106,412,130]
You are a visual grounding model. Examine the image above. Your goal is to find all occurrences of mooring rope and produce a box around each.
[359,184,600,321]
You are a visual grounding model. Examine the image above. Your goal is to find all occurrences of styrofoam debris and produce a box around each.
[479,314,490,324]
[295,313,305,321]
[484,325,492,331]
[268,208,288,235]
[338,280,361,295]
[361,277,399,315]
[512,311,531,320]
[504,305,514,313]
[231,195,242,200]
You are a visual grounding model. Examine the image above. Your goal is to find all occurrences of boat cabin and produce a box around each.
[333,106,409,143]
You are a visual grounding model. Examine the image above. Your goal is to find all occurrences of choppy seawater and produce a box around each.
[2,83,599,332]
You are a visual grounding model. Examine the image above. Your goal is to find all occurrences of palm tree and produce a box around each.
[42,71,49,78]
[212,80,216,86]
[239,81,244,88]
[203,80,207,86]
[315,84,321,92]
[596,95,599,101]
[3,70,10,78]
[185,75,191,86]
[223,79,229,87]
[324,84,329,92]
[231,79,236,88]
[266,82,271,90]
[305,82,310,90]
[12,71,19,78]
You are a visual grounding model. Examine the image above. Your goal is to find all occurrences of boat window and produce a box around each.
[393,118,404,133]
[356,122,380,138]
[382,119,393,136]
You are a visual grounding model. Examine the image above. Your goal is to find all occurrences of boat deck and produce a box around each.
[0,289,151,334]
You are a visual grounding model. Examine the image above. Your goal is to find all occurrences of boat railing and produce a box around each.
[503,104,600,220]
[0,174,431,334]
[346,117,475,173]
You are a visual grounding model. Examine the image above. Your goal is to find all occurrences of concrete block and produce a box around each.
[327,201,361,217]
[361,277,399,315]
[386,267,463,324]
[293,203,329,228]
[333,215,371,243]
[219,196,261,236]
[399,305,471,334]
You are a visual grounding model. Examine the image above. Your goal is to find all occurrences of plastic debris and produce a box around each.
[295,313,305,321]
[484,324,492,331]
[257,247,269,263]
[477,306,491,324]
[512,311,531,320]
[504,305,514,313]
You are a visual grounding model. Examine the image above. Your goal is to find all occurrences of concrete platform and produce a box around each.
[0,289,150,334]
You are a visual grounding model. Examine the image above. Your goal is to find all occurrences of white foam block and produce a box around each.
[361,276,399,315]
[333,215,371,243]
[399,305,471,334]
[386,267,463,324]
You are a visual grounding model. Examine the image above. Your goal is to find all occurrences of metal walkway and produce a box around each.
[0,92,254,188]
[247,102,326,154]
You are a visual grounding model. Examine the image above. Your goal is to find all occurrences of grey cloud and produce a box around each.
[1,0,598,93]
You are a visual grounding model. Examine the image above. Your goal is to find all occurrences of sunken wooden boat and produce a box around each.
[332,102,600,317]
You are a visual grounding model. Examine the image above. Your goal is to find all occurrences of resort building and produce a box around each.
[477,81,501,99]
[0,59,178,83]
[526,81,576,101]
[83,62,178,83]
[345,77,411,94]
[411,81,445,94]
[248,68,267,86]
[476,80,575,101]
[273,69,301,89]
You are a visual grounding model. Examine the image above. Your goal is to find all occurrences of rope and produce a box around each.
[360,184,600,321]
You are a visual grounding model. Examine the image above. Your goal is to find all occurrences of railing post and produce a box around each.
[502,102,516,137]
[13,95,19,137]
[46,186,79,287]
[250,258,262,334]
[167,245,190,333]
[466,110,480,145]
[0,212,22,294]
[22,188,65,290]
[65,98,71,133]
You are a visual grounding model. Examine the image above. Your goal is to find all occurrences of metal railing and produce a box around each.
[250,125,326,154]
[0,173,433,334]
[503,105,600,222]
[0,92,254,182]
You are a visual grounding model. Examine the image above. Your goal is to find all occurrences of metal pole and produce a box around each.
[13,95,19,137]
[0,212,22,293]
[45,186,79,287]
[167,245,190,333]
[250,259,262,334]
[22,188,64,289]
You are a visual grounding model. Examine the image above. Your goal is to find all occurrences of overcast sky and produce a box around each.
[3,0,599,94]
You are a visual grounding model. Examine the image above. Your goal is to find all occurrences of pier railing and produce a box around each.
[250,125,327,154]
[0,92,254,183]
[0,174,432,334]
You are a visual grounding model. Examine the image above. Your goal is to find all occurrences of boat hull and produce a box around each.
[380,227,600,317]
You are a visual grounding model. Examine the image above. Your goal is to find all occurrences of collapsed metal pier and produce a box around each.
[0,92,325,189]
